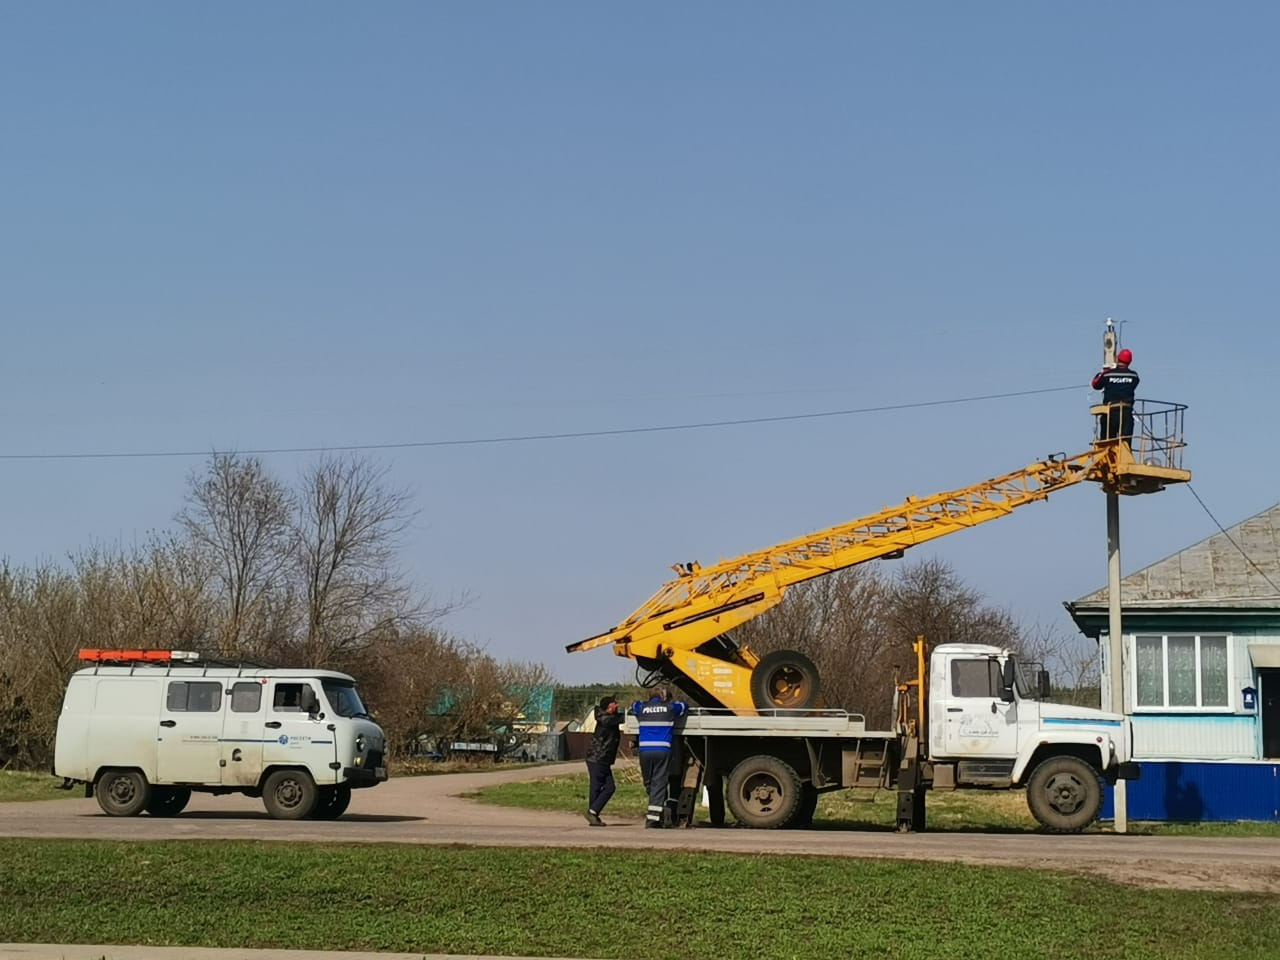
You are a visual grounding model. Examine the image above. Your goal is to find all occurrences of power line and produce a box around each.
[1185,484,1280,595]
[0,384,1082,462]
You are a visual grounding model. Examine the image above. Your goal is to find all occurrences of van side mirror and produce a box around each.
[1037,669,1051,700]
[299,686,319,717]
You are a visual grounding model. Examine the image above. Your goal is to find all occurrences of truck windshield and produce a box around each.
[320,680,371,719]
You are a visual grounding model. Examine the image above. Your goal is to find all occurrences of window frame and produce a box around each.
[165,680,223,713]
[950,658,1002,699]
[1130,632,1232,713]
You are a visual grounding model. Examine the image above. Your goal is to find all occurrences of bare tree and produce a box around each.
[179,453,292,658]
[290,455,422,668]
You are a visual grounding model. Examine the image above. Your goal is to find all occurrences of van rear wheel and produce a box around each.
[145,786,191,817]
[95,769,150,817]
[262,770,318,820]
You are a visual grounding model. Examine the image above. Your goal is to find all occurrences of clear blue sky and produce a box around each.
[2,4,1276,685]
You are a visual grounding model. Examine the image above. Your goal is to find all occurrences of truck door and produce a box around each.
[260,680,336,786]
[220,680,267,787]
[941,657,1020,758]
[156,678,226,783]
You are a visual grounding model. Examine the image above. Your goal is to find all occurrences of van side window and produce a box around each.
[230,682,262,713]
[951,659,1001,698]
[167,680,223,712]
[272,683,304,712]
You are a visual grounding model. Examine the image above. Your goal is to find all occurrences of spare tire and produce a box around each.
[750,649,821,710]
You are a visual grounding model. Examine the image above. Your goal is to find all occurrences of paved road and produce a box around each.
[4,762,1280,893]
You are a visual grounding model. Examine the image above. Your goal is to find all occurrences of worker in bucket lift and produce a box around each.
[1092,347,1140,443]
[633,687,687,828]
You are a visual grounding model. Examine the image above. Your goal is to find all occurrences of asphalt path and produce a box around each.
[4,761,1280,893]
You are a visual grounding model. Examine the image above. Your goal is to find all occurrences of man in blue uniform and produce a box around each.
[633,687,687,828]
[1092,347,1140,443]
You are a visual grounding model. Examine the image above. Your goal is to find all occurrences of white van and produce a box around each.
[53,649,388,820]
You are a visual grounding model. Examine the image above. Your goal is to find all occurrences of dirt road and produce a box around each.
[5,762,1279,894]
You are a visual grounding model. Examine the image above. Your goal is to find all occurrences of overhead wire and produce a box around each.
[0,384,1082,462]
[1185,484,1280,595]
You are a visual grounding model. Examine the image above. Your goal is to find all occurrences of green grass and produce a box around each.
[0,770,79,803]
[0,839,1276,960]
[470,770,1280,837]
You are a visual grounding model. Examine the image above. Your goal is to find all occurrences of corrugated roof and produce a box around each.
[1071,503,1280,610]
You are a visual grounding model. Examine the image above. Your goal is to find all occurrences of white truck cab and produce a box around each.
[53,649,387,820]
[925,642,1136,829]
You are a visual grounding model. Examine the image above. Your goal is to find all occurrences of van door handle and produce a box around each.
[946,708,962,713]
[160,720,177,727]
[265,721,282,729]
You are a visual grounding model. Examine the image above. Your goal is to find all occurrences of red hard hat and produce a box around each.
[1116,348,1132,364]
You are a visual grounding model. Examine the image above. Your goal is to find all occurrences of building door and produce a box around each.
[1261,670,1280,760]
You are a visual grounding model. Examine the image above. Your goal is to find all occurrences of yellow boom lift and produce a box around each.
[568,399,1190,714]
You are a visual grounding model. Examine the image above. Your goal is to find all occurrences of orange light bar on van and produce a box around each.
[78,649,200,662]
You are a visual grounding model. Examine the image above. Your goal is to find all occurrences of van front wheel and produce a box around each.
[262,770,318,820]
[95,769,150,817]
[310,784,352,820]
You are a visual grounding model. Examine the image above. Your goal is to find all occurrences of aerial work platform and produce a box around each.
[1089,399,1191,495]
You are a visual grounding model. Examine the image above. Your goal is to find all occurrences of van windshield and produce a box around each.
[321,680,371,719]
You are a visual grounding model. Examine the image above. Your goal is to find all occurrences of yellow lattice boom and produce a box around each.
[568,401,1189,713]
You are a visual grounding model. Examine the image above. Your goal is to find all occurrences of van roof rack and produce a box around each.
[77,649,279,669]
[79,649,200,663]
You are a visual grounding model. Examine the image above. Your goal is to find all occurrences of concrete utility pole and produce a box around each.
[1102,318,1128,833]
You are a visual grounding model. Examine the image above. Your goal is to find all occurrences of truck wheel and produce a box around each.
[145,786,191,817]
[726,755,802,829]
[787,785,819,828]
[310,784,352,820]
[262,770,318,820]
[750,650,821,710]
[1026,756,1103,833]
[94,769,150,817]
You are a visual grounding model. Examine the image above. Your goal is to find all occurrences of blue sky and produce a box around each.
[2,4,1277,685]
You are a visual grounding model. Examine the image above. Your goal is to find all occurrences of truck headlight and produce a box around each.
[356,734,366,753]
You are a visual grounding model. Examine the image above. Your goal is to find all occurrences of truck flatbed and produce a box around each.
[625,708,895,740]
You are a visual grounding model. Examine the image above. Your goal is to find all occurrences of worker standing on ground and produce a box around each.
[633,687,687,828]
[584,694,623,826]
[1092,347,1140,443]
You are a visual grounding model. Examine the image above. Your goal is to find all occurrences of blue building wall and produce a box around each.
[1102,761,1280,822]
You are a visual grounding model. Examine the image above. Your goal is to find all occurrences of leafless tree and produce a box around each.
[179,453,292,658]
[288,455,425,668]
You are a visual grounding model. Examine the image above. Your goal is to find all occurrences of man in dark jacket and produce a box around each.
[584,695,623,826]
[1092,347,1140,443]
[633,687,688,828]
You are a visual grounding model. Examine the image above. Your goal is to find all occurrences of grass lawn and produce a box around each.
[0,770,78,803]
[0,838,1276,960]
[468,769,1280,837]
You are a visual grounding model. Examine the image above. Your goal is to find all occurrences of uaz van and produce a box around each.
[53,649,387,819]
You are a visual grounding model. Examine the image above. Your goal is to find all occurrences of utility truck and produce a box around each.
[575,398,1191,831]
[53,649,387,820]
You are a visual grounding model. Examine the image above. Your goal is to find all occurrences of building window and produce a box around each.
[1133,634,1230,711]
